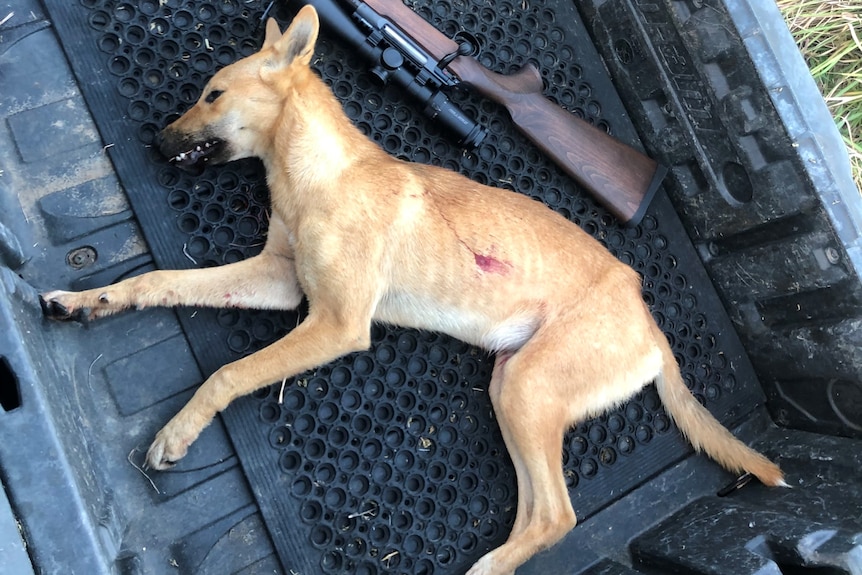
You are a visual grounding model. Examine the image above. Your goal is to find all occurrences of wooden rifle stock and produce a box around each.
[361,0,666,225]
[453,58,665,224]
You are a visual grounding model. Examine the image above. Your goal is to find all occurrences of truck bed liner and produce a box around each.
[0,0,859,573]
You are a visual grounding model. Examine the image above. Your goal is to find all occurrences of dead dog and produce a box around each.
[41,7,784,574]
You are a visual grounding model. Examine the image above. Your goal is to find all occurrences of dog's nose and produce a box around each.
[154,130,166,151]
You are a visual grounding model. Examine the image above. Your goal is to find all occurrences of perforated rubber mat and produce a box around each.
[43,0,765,573]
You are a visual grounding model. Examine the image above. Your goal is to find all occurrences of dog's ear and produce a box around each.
[262,18,282,49]
[271,5,320,67]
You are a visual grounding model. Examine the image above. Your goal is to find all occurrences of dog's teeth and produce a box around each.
[170,142,217,165]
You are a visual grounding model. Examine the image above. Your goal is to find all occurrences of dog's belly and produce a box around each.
[374,291,538,353]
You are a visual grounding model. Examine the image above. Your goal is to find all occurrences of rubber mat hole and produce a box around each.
[0,356,21,412]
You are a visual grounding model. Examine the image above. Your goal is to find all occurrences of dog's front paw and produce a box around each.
[466,554,510,575]
[40,290,90,321]
[40,289,125,322]
[146,422,194,470]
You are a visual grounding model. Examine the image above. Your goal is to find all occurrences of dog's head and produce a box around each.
[157,7,320,172]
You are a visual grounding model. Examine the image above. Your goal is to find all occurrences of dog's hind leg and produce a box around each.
[469,343,577,575]
[488,352,535,539]
[469,299,661,575]
[41,214,302,321]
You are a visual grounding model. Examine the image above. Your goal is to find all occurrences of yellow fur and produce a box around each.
[41,7,783,574]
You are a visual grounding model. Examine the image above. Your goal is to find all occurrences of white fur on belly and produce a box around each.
[481,314,540,353]
[375,292,538,353]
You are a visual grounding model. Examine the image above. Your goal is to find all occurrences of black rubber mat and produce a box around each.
[43,0,766,573]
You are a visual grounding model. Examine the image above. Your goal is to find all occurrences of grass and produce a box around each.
[777,0,862,193]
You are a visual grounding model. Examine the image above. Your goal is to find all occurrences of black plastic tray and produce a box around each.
[1,0,860,574]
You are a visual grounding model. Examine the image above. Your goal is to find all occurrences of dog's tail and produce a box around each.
[652,323,787,487]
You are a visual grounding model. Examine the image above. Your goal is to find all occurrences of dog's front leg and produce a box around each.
[41,250,302,321]
[145,309,371,469]
[41,213,301,321]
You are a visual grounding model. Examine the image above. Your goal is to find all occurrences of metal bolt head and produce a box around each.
[66,246,97,270]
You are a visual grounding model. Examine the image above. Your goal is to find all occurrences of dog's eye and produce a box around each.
[205,90,224,104]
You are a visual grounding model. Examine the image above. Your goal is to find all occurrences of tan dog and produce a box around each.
[41,7,785,574]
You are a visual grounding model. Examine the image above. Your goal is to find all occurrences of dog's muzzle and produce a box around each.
[156,129,227,173]
[168,139,224,168]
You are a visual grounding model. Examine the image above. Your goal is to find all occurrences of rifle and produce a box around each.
[287,0,666,225]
